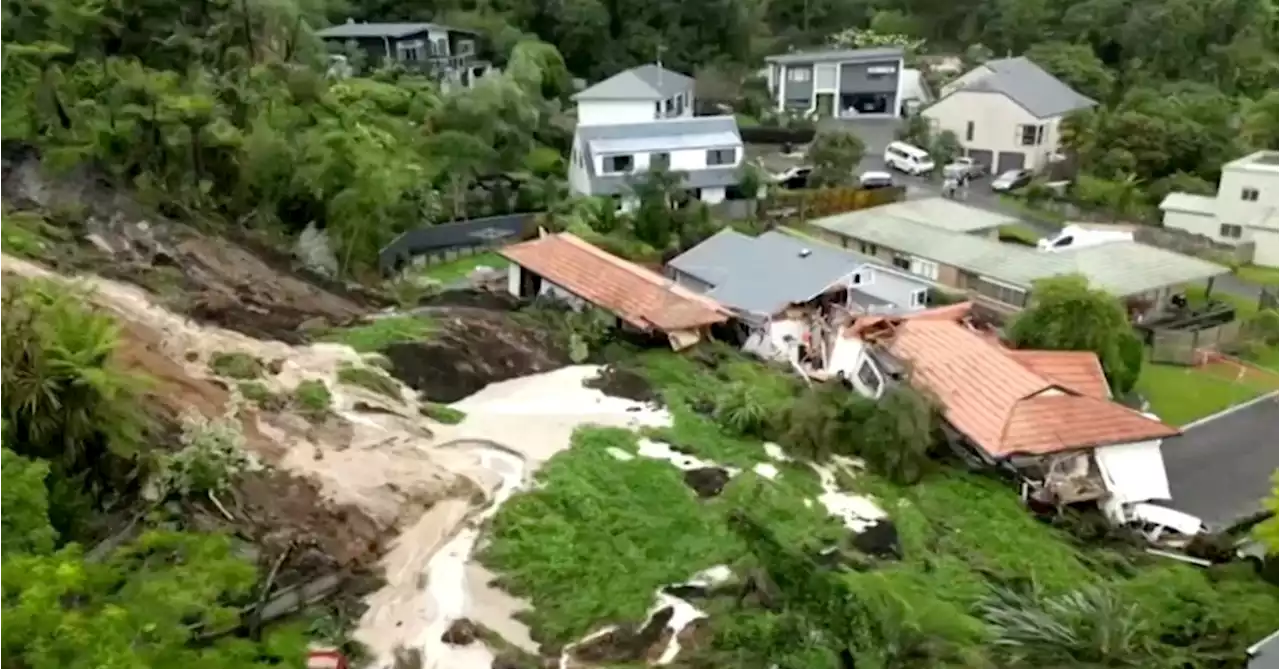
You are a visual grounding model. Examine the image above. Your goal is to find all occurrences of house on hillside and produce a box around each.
[922,56,1096,173]
[861,314,1180,518]
[665,228,934,390]
[315,20,491,87]
[1159,150,1280,268]
[807,204,1230,315]
[497,232,730,350]
[567,115,745,209]
[573,64,696,126]
[763,47,906,118]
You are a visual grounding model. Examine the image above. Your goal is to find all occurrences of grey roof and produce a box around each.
[1159,192,1217,217]
[315,21,474,40]
[576,116,743,195]
[667,229,909,315]
[835,197,1019,233]
[764,46,904,66]
[809,212,1230,297]
[954,56,1096,118]
[1163,395,1278,528]
[572,64,693,101]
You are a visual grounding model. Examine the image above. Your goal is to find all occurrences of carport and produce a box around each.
[996,151,1026,173]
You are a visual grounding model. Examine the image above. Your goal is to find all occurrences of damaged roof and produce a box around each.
[498,232,730,332]
[886,320,1178,458]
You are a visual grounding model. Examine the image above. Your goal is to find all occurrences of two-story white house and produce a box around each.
[568,65,744,209]
[1159,151,1280,268]
[922,56,1096,173]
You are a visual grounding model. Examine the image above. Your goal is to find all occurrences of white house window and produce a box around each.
[654,101,662,118]
[675,95,685,115]
[851,270,874,286]
[650,152,671,170]
[706,148,736,166]
[965,121,975,142]
[603,155,633,174]
[1242,187,1260,201]
[665,98,675,115]
[910,289,927,307]
[866,65,897,78]
[1220,223,1244,238]
[891,254,911,271]
[397,39,426,61]
[1018,125,1038,146]
[787,68,811,82]
[1035,125,1046,145]
[855,359,883,397]
[859,242,878,255]
[908,257,939,281]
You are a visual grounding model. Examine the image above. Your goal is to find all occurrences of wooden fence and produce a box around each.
[1150,320,1243,365]
[766,185,906,221]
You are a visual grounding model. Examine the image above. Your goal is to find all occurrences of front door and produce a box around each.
[815,93,835,118]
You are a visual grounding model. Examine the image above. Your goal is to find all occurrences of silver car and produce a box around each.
[990,169,1033,192]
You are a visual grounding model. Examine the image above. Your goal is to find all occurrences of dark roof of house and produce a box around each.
[1162,395,1279,528]
[955,56,1095,118]
[764,46,904,66]
[576,116,743,195]
[572,65,694,101]
[315,21,476,40]
[378,214,534,275]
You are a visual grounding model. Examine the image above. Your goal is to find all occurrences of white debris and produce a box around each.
[811,463,887,533]
[636,438,719,471]
[762,442,790,461]
[606,447,636,461]
[753,462,781,480]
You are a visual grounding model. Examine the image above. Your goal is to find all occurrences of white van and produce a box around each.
[883,141,935,175]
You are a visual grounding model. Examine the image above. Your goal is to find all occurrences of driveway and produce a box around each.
[1161,394,1280,528]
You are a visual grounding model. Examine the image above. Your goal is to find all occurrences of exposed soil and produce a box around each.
[570,607,675,665]
[683,467,732,498]
[385,309,570,403]
[850,519,903,560]
[443,618,481,645]
[583,365,658,404]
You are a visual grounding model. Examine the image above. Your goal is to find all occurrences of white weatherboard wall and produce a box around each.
[578,100,665,126]
[924,91,1061,171]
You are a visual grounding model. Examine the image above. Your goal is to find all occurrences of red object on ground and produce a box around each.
[307,649,349,669]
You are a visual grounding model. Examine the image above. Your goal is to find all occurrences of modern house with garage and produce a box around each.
[763,46,906,118]
[807,204,1230,314]
[315,20,491,87]
[572,64,696,126]
[922,56,1096,173]
[1159,150,1280,268]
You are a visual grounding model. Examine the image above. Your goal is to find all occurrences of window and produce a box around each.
[434,38,448,55]
[891,254,911,271]
[397,39,425,61]
[1051,235,1074,249]
[910,289,927,307]
[909,257,939,281]
[654,101,662,118]
[974,278,1027,307]
[1220,223,1243,239]
[850,270,873,286]
[859,242,878,255]
[603,155,633,174]
[1242,187,1260,202]
[787,67,811,82]
[1019,125,1038,146]
[675,95,685,115]
[650,152,671,171]
[456,39,475,56]
[965,121,975,142]
[665,98,675,115]
[855,360,883,397]
[1035,125,1046,145]
[706,148,736,166]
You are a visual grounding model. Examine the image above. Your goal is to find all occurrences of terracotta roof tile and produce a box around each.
[887,320,1177,458]
[1006,350,1111,399]
[498,233,729,331]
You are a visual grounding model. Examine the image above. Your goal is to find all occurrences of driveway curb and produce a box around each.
[1181,390,1280,431]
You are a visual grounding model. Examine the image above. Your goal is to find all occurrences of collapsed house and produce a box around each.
[851,306,1187,532]
[665,229,934,375]
[498,232,732,350]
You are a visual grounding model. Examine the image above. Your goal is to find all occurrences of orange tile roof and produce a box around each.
[887,320,1177,458]
[1005,350,1111,399]
[498,233,730,331]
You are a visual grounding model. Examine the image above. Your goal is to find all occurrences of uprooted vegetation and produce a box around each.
[479,346,1279,668]
[337,363,402,400]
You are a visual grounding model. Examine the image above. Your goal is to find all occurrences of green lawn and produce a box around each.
[1235,264,1279,288]
[480,347,1278,666]
[413,251,508,284]
[314,315,436,352]
[1136,362,1277,426]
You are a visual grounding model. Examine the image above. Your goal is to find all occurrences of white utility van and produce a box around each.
[883,141,935,175]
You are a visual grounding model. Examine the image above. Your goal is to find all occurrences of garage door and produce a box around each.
[965,149,993,169]
[996,151,1026,173]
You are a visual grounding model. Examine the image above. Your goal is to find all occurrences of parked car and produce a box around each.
[883,141,936,176]
[991,169,1033,192]
[944,157,986,180]
[858,170,895,190]
[774,166,813,190]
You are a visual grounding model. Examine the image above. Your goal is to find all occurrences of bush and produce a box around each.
[1244,309,1279,347]
[420,402,467,424]
[713,382,774,438]
[292,380,332,419]
[236,381,281,409]
[208,351,265,379]
[148,411,256,501]
[336,363,402,399]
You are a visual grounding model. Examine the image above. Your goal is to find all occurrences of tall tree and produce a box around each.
[807,128,865,187]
